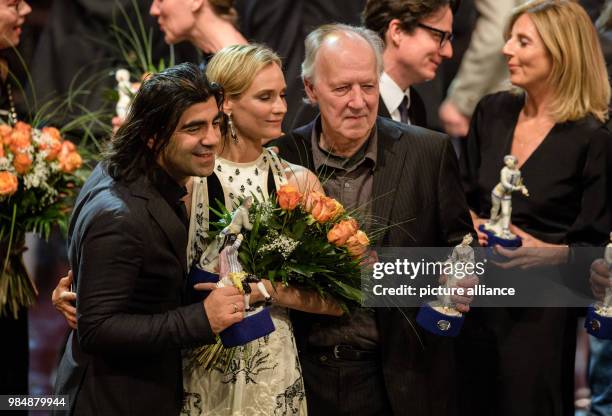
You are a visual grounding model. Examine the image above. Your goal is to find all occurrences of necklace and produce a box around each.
[5,82,18,125]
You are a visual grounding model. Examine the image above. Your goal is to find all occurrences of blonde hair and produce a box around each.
[505,0,610,123]
[206,44,282,98]
[206,44,282,146]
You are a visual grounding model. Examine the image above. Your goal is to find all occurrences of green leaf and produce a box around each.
[291,220,306,239]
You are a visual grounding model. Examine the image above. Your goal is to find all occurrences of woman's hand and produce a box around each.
[493,225,569,269]
[52,270,77,329]
[438,274,479,313]
[590,259,611,301]
[258,279,343,316]
[197,278,344,316]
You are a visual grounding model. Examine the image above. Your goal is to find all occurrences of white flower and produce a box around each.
[23,154,51,190]
[32,128,43,145]
[257,229,300,259]
[49,160,61,173]
[0,156,11,171]
[33,128,56,160]
[251,199,275,224]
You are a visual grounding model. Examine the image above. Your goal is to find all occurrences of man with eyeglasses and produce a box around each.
[362,0,457,127]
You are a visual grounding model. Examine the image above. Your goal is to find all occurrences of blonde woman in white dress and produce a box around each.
[181,44,341,416]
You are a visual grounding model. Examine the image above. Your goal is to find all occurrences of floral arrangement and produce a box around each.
[221,184,369,311]
[0,121,86,318]
[191,184,370,371]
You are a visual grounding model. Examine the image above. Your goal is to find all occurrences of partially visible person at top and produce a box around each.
[0,0,32,398]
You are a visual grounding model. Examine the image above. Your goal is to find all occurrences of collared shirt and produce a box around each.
[307,117,379,350]
[310,117,378,220]
[151,165,189,229]
[379,71,411,124]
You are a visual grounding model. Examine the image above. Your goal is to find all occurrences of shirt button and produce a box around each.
[344,182,350,188]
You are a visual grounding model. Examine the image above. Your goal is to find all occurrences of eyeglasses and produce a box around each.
[417,23,454,48]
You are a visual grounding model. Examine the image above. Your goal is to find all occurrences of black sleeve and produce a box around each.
[76,211,215,356]
[460,96,486,215]
[437,136,477,246]
[565,126,612,246]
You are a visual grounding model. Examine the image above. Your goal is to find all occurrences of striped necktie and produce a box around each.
[398,95,410,124]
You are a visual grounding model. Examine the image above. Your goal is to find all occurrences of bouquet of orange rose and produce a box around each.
[191,184,370,371]
[192,185,370,371]
[211,184,369,311]
[0,121,86,318]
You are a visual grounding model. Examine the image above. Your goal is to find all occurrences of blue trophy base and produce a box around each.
[479,225,522,262]
[186,266,219,303]
[220,307,275,347]
[585,304,612,340]
[479,225,522,248]
[416,303,464,337]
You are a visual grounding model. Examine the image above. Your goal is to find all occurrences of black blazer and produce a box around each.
[291,88,428,130]
[274,116,474,415]
[377,88,428,128]
[54,164,215,416]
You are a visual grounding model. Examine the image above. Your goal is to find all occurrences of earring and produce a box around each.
[228,113,238,144]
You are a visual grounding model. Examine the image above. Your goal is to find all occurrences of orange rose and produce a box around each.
[57,140,82,172]
[0,124,12,145]
[39,127,63,161]
[0,171,18,196]
[57,139,76,164]
[277,184,302,211]
[14,121,32,133]
[59,140,76,154]
[311,196,344,223]
[8,122,32,153]
[41,126,61,141]
[327,218,359,246]
[58,151,83,173]
[302,190,324,212]
[12,152,32,174]
[346,230,370,258]
[0,144,4,158]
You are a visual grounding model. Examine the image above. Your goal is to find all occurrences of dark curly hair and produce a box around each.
[103,63,224,182]
[362,0,459,45]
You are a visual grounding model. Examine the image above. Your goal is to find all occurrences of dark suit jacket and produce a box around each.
[54,164,215,416]
[274,116,474,416]
[377,88,428,128]
[291,89,429,131]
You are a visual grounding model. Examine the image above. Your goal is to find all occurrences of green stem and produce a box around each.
[281,210,289,234]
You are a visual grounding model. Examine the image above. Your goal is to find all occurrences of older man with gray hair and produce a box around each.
[274,23,475,416]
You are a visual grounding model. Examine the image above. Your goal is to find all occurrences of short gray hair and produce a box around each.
[301,23,384,84]
[503,155,517,165]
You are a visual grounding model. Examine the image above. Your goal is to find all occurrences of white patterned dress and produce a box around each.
[182,149,307,416]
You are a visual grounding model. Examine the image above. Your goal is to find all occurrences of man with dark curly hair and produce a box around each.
[54,63,245,416]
